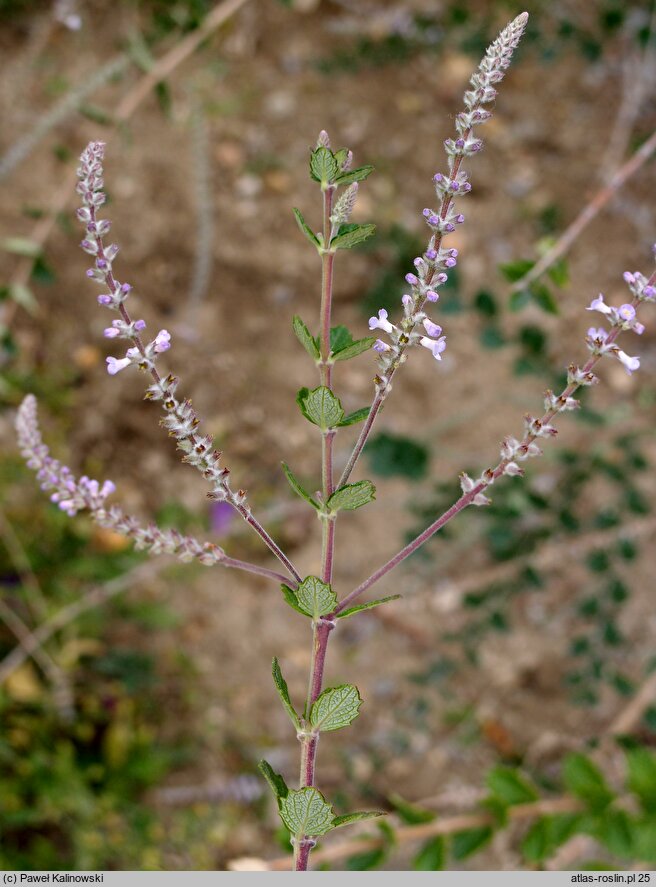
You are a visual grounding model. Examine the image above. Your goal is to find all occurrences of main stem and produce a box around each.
[295,185,338,872]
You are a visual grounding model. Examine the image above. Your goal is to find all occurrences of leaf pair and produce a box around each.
[292,316,375,364]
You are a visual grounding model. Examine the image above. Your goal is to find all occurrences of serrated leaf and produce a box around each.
[0,237,42,257]
[292,208,320,248]
[292,315,320,360]
[281,462,320,509]
[258,759,289,799]
[310,147,339,186]
[563,753,614,811]
[451,826,493,860]
[280,584,311,617]
[301,386,344,430]
[329,325,353,352]
[279,786,335,837]
[414,835,445,870]
[336,595,401,619]
[389,793,435,825]
[332,337,376,361]
[272,658,301,730]
[625,747,656,813]
[331,222,376,250]
[338,407,371,427]
[486,766,539,806]
[310,683,362,732]
[327,480,375,512]
[335,165,374,186]
[332,811,384,829]
[295,576,337,619]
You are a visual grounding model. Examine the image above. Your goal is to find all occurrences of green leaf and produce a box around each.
[413,836,445,870]
[521,814,580,863]
[292,208,321,248]
[331,222,376,250]
[292,315,320,360]
[531,282,559,314]
[486,766,539,806]
[295,576,337,619]
[300,386,344,430]
[281,462,320,509]
[280,584,311,617]
[333,148,349,168]
[279,786,335,837]
[499,258,535,283]
[332,337,376,362]
[272,658,301,730]
[310,147,339,186]
[336,595,401,619]
[563,753,614,811]
[389,793,435,825]
[593,808,634,857]
[509,289,532,312]
[327,480,376,513]
[634,818,656,862]
[332,811,384,829]
[258,759,289,799]
[338,407,371,427]
[365,432,429,480]
[335,165,374,186]
[296,387,313,424]
[346,848,386,870]
[547,257,569,288]
[310,684,362,732]
[451,826,493,860]
[625,747,656,813]
[0,237,42,257]
[329,325,353,352]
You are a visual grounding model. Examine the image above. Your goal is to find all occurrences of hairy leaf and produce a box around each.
[332,811,384,829]
[335,164,374,186]
[332,337,376,362]
[486,766,538,806]
[292,315,320,359]
[258,759,288,799]
[563,753,614,810]
[272,658,301,730]
[280,584,311,617]
[295,576,337,619]
[338,407,371,427]
[310,684,362,732]
[310,147,338,186]
[413,836,445,870]
[281,462,320,509]
[279,786,335,837]
[451,826,493,860]
[327,480,375,512]
[301,386,344,430]
[337,595,401,619]
[331,222,376,250]
[292,208,320,248]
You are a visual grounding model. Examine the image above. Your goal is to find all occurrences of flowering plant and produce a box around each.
[15,10,656,871]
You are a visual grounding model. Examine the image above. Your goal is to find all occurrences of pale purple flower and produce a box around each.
[106,356,131,375]
[423,318,443,337]
[587,294,612,315]
[615,350,640,374]
[373,339,391,353]
[154,330,171,353]
[369,309,394,334]
[420,335,447,360]
[425,290,440,302]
